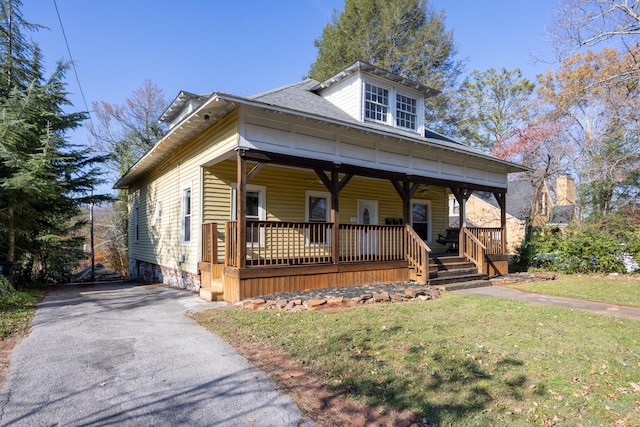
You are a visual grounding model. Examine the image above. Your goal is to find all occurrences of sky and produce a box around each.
[22,0,560,192]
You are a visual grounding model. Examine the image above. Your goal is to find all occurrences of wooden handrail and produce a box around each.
[465,227,503,255]
[463,227,486,275]
[201,222,218,263]
[405,224,431,284]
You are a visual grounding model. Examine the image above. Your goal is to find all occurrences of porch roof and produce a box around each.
[114,80,529,190]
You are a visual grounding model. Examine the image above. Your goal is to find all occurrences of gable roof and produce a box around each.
[115,64,529,189]
[311,61,440,99]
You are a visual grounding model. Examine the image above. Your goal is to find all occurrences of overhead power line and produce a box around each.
[52,0,94,130]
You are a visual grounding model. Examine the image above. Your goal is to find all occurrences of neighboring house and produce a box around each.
[449,175,576,253]
[115,61,526,302]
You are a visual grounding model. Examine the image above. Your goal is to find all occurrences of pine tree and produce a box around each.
[0,0,108,283]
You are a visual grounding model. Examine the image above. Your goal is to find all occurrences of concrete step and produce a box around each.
[429,261,475,272]
[429,267,478,279]
[429,273,488,286]
[435,279,492,291]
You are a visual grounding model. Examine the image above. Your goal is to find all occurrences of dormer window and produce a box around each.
[396,94,417,130]
[365,83,389,122]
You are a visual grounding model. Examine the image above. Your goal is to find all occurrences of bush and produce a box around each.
[0,274,16,300]
[516,220,640,274]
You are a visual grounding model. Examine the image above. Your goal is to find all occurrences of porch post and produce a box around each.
[331,170,339,265]
[494,191,507,254]
[451,188,472,257]
[390,180,419,225]
[315,168,352,265]
[237,150,247,268]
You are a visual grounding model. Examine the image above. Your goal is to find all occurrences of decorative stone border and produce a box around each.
[241,286,442,311]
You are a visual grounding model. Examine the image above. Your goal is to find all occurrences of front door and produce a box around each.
[357,199,378,256]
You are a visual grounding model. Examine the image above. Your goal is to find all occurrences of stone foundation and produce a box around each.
[129,258,200,292]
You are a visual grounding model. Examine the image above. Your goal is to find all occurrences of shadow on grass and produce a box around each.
[325,329,529,424]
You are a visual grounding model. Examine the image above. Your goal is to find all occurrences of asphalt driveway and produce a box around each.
[0,282,314,426]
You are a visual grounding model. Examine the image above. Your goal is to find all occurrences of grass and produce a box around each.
[196,292,640,426]
[0,289,43,340]
[508,274,640,307]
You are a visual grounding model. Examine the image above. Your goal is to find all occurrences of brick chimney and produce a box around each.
[556,175,575,206]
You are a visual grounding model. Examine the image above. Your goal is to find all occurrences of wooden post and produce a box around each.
[237,150,247,268]
[494,192,507,254]
[331,170,339,264]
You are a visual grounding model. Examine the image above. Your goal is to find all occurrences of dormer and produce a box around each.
[311,61,440,135]
[160,91,210,129]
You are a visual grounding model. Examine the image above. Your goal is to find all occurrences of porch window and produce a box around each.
[365,83,389,123]
[305,190,331,245]
[231,184,266,246]
[449,196,460,216]
[396,94,417,130]
[181,187,191,244]
[411,200,432,242]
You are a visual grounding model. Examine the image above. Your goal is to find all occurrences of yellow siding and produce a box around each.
[202,162,452,260]
[128,111,239,274]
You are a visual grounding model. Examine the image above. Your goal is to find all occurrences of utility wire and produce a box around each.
[52,0,95,130]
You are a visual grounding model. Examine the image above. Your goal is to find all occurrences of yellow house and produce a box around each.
[115,62,527,303]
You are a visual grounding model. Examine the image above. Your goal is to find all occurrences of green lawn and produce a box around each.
[508,274,640,307]
[196,293,640,426]
[0,289,42,340]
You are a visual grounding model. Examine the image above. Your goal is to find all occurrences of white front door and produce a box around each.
[357,199,379,256]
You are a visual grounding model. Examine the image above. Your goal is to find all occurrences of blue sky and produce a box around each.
[23,0,559,190]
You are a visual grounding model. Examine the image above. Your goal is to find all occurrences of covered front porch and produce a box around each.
[198,150,509,303]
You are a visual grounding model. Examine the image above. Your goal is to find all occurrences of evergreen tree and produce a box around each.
[309,0,464,133]
[0,0,108,283]
[456,67,535,150]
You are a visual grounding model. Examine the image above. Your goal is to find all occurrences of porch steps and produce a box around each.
[199,278,224,302]
[426,255,490,291]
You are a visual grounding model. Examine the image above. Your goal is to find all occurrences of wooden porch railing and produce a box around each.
[225,220,334,267]
[201,222,218,263]
[405,224,431,284]
[463,227,486,274]
[465,227,504,255]
[338,224,405,262]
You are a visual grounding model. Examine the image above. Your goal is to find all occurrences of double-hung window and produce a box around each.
[305,191,331,245]
[181,187,192,244]
[231,184,266,247]
[365,83,389,123]
[396,94,417,130]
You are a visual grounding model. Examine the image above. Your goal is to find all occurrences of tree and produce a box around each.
[492,118,573,220]
[309,0,464,132]
[538,48,640,217]
[0,0,107,282]
[87,79,168,179]
[552,0,640,56]
[456,67,535,150]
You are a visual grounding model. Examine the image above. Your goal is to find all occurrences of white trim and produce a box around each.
[133,205,139,243]
[411,199,432,243]
[305,190,332,246]
[181,183,192,245]
[231,183,267,248]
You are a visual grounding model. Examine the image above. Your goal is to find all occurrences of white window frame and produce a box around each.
[305,190,332,246]
[449,196,460,216]
[411,199,432,243]
[396,93,417,130]
[231,184,267,247]
[181,184,192,245]
[364,82,389,124]
[133,205,139,243]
